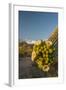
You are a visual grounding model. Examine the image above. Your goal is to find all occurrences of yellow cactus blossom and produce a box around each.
[42,65,50,72]
[37,60,43,69]
[43,54,45,58]
[37,60,42,65]
[45,54,48,58]
[46,51,48,54]
[31,51,36,61]
[45,40,52,47]
[31,40,55,72]
[44,48,46,51]
[35,40,41,45]
[49,49,53,53]
[46,57,49,61]
[45,59,48,64]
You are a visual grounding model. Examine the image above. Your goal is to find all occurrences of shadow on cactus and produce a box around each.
[31,40,55,72]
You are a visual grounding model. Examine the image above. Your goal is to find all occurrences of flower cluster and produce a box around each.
[31,40,55,72]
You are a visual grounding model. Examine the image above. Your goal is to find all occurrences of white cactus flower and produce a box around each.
[42,65,50,72]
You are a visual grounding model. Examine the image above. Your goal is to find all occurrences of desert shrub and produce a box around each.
[19,43,33,57]
[19,47,25,57]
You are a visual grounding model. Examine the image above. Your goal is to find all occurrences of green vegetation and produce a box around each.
[19,41,33,57]
[31,40,55,72]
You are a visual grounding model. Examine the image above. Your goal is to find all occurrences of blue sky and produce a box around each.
[19,11,58,41]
